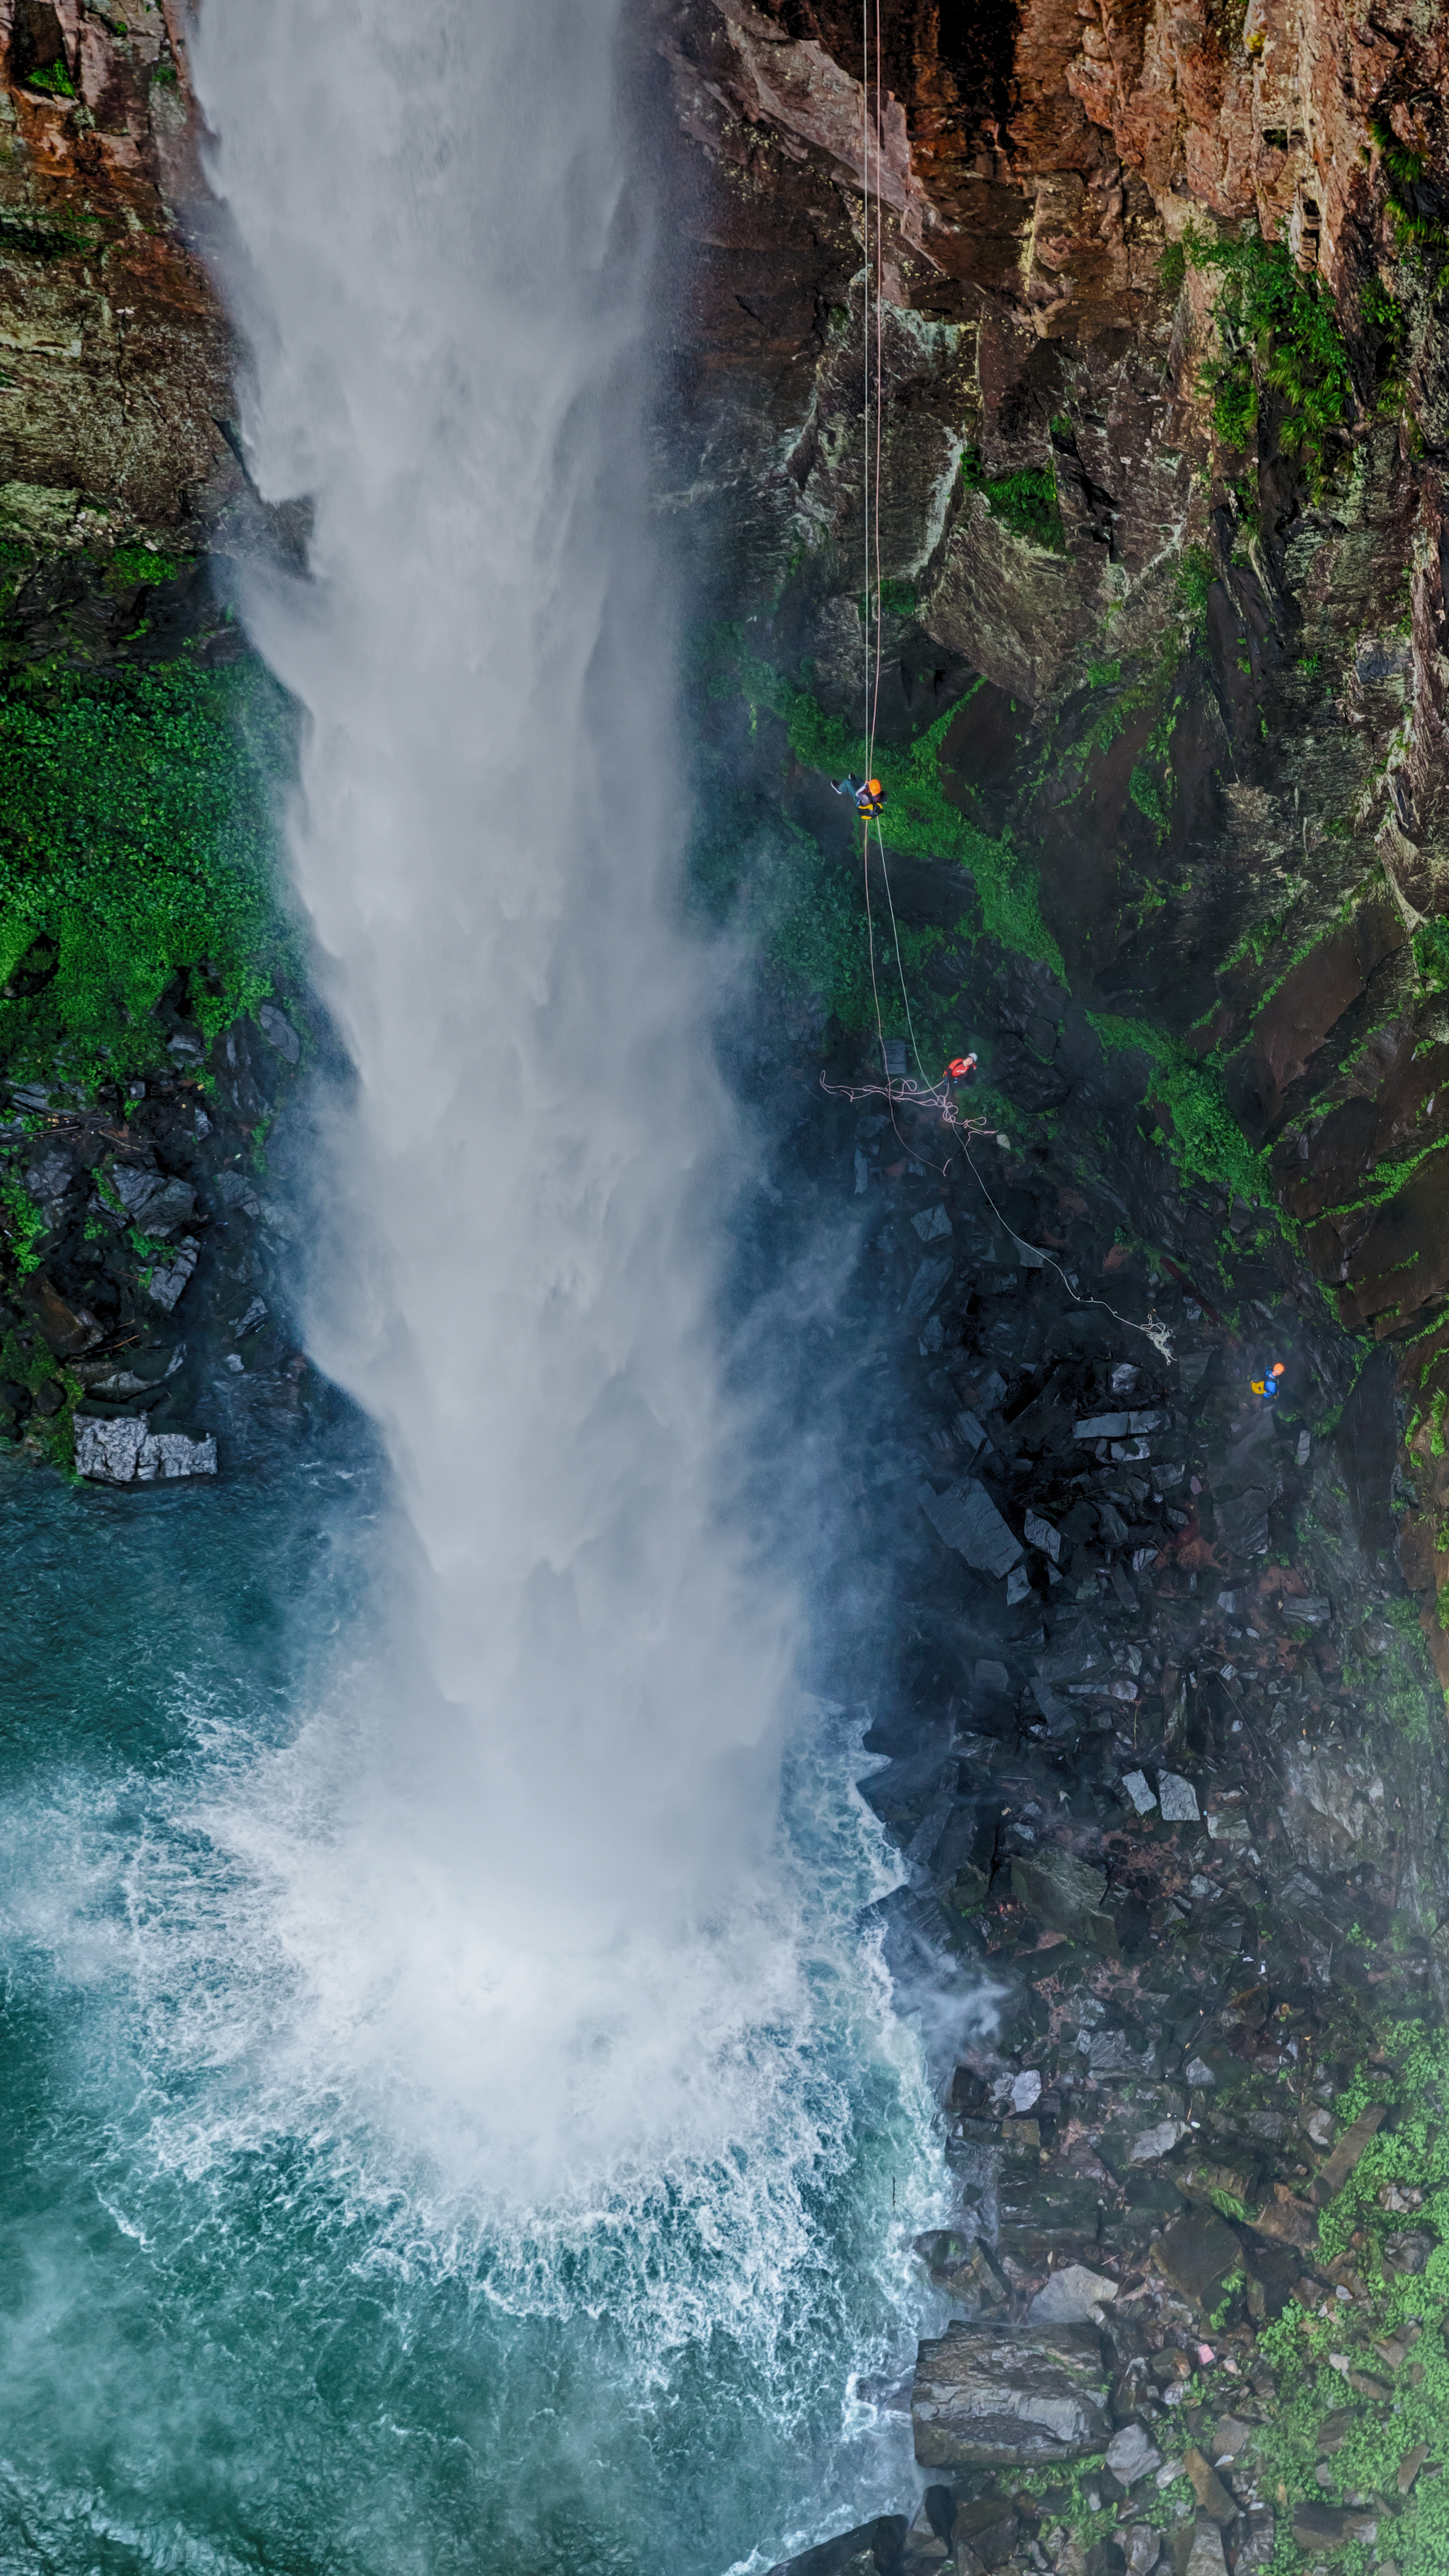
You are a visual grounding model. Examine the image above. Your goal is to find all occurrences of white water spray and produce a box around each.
[191,0,802,2190]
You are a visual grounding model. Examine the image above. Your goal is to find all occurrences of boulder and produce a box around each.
[1106,2422,1163,2484]
[1314,2104,1387,2200]
[1280,1749,1389,1869]
[1249,2186,1318,2248]
[256,1001,301,1064]
[19,1274,104,1357]
[762,2514,908,2576]
[147,1236,200,1311]
[912,2320,1110,2468]
[1010,1845,1113,1946]
[1291,2502,1379,2553]
[1182,2447,1237,2521]
[1028,2263,1118,2323]
[1158,1775,1200,1822]
[1182,2515,1229,2576]
[919,1478,1022,1575]
[951,2496,1019,2570]
[1153,2210,1241,2308]
[74,1416,217,1484]
[108,1163,196,1236]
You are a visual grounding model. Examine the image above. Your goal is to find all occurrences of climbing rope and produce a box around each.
[831,17,1171,1365]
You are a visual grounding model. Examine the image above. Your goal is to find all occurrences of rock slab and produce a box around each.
[761,2515,908,2576]
[75,1416,217,1484]
[912,2321,1110,2468]
[919,1479,1023,1576]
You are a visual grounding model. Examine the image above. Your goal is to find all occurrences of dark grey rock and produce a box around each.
[256,1002,301,1064]
[1153,2210,1241,2307]
[146,1236,200,1312]
[912,2319,1111,2467]
[919,1479,1023,1576]
[761,2514,908,2576]
[1010,1845,1106,1938]
[903,1255,952,1323]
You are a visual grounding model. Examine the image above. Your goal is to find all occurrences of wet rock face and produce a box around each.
[662,0,1449,1676]
[0,0,238,541]
[0,1008,316,1477]
[741,961,1448,2570]
[913,2320,1113,2467]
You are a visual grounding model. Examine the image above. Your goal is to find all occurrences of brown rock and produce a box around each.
[19,1274,104,1357]
[1249,2185,1319,2249]
[1314,2105,1388,2202]
[1292,2501,1379,2553]
[1182,2448,1238,2523]
[1398,2445,1429,2494]
[1153,2210,1242,2309]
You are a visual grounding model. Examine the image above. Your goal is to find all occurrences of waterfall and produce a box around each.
[189,0,801,2192]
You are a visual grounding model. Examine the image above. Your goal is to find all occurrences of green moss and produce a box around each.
[1368,112,1447,273]
[107,545,184,589]
[1431,1389,1447,1459]
[718,814,954,1056]
[1128,761,1171,831]
[725,642,1065,977]
[0,652,294,1092]
[1413,917,1449,993]
[1158,240,1187,295]
[26,60,75,96]
[1185,226,1353,488]
[0,1177,44,1275]
[1088,1012,1262,1197]
[960,449,1066,554]
[1175,544,1215,628]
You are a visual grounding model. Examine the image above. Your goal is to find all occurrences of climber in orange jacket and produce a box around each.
[833,774,887,819]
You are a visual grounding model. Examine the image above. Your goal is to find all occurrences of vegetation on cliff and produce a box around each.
[1185,228,1354,488]
[705,634,1064,1000]
[0,651,293,1096]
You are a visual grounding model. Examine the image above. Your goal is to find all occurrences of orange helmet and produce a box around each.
[1271,1362,1285,1376]
[867,778,882,796]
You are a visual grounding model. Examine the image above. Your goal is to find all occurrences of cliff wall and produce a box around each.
[655,0,1449,1676]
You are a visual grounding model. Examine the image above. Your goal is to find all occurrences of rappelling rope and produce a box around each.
[838,15,1169,1364]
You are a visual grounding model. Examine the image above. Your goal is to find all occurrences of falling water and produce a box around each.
[0,6,947,2567]
[189,0,808,2189]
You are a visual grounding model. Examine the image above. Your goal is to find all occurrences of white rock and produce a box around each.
[1107,2423,1163,2484]
[1122,1770,1157,1815]
[913,1203,952,1242]
[1024,1509,1061,1561]
[1010,2068,1042,2114]
[1184,2055,1216,2088]
[147,1237,199,1311]
[1029,2263,1120,2323]
[1130,2119,1186,2162]
[75,1416,216,1484]
[1159,1774,1200,1822]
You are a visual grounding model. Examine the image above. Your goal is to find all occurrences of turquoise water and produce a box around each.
[0,1439,943,2575]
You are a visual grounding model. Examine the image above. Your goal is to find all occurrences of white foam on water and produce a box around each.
[183,0,814,2199]
[0,10,958,2557]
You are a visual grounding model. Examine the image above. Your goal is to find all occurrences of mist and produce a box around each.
[188,0,803,2189]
